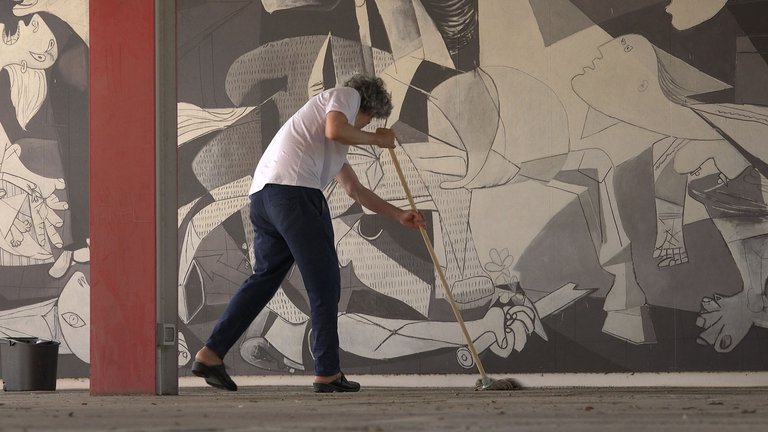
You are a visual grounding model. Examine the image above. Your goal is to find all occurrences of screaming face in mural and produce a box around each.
[0,12,58,70]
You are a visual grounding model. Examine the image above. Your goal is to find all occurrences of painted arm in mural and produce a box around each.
[651,137,690,267]
[0,126,67,259]
[652,136,753,267]
[240,284,591,372]
[239,301,537,372]
[337,304,536,360]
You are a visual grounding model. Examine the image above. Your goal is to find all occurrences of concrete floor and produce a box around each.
[0,387,766,431]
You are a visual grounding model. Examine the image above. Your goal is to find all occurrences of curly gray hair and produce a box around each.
[343,74,393,119]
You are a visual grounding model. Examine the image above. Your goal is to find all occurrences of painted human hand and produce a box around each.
[483,304,535,357]
[9,219,32,247]
[29,193,67,249]
[696,291,767,352]
[2,143,66,200]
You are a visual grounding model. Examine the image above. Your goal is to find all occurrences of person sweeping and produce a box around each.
[192,74,425,393]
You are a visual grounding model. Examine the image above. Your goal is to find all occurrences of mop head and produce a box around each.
[475,376,523,391]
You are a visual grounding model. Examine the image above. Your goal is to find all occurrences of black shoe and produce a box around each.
[192,361,238,391]
[313,373,360,393]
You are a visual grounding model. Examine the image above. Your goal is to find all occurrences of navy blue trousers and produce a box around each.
[205,184,341,376]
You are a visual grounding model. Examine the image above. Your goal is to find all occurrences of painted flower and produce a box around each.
[484,248,514,284]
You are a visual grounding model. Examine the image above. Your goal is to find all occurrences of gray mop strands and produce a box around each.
[476,376,523,391]
[386,145,523,392]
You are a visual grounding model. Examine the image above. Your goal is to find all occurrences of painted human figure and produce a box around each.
[0,10,65,262]
[573,33,768,352]
[0,5,89,274]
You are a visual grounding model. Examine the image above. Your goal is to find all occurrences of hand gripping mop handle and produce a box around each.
[386,148,490,382]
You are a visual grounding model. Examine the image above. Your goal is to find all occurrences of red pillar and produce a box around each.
[89,0,157,394]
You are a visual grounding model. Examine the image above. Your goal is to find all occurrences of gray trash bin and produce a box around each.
[0,337,60,392]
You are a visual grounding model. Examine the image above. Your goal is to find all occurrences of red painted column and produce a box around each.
[90,0,157,394]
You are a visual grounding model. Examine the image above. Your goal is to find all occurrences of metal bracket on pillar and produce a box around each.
[157,323,178,347]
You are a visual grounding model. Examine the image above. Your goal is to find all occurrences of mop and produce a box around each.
[386,147,523,391]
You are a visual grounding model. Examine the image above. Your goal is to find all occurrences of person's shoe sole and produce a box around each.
[313,382,360,393]
[192,361,238,391]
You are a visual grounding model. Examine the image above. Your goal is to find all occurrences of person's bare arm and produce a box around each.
[335,163,424,229]
[325,111,394,148]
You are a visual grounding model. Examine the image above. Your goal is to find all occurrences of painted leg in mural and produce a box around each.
[696,223,768,353]
[652,138,690,267]
[557,148,630,263]
[649,137,749,267]
[680,137,768,352]
[549,148,653,343]
[178,178,251,323]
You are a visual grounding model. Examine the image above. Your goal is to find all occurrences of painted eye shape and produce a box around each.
[638,80,649,92]
[620,38,626,45]
[47,39,55,51]
[62,312,86,328]
[29,51,47,63]
[624,45,633,52]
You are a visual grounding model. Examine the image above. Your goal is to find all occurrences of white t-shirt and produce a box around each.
[249,87,361,195]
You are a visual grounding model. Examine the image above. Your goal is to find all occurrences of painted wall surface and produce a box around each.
[0,1,90,377]
[177,0,768,377]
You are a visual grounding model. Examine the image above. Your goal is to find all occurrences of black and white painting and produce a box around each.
[176,0,768,376]
[0,0,89,377]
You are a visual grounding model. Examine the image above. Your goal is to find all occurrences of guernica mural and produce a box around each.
[0,0,89,376]
[177,0,768,376]
[5,0,767,380]
[178,0,768,375]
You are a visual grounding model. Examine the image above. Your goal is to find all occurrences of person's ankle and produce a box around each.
[314,372,342,384]
[195,346,222,365]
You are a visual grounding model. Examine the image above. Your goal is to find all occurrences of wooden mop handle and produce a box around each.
[386,148,489,380]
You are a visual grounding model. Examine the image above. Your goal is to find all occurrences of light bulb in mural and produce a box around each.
[665,0,728,31]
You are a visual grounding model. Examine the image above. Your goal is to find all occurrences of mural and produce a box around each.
[0,0,89,376]
[6,0,765,379]
[177,0,768,376]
